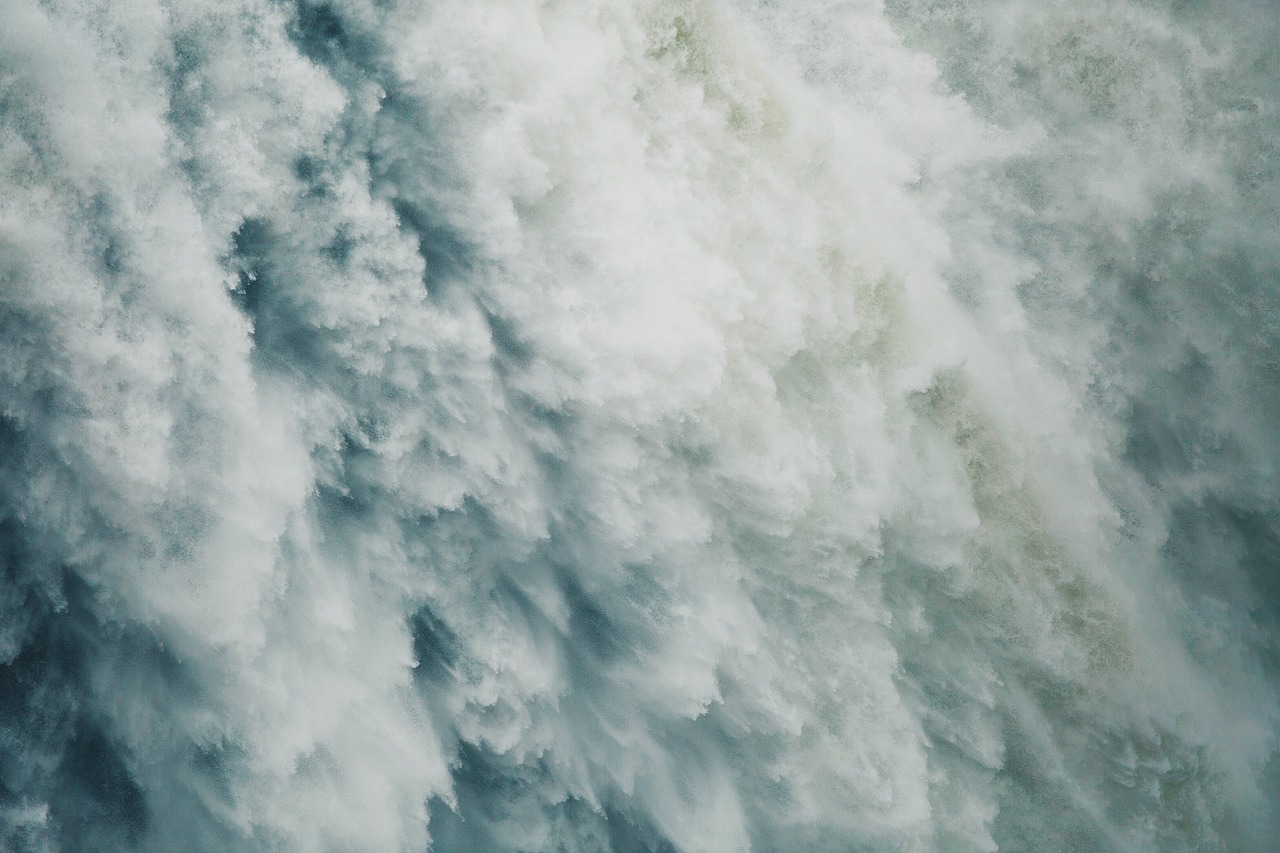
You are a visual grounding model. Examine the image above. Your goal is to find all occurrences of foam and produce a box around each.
[0,0,1277,850]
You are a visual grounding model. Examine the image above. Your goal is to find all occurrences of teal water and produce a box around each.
[1,0,1277,850]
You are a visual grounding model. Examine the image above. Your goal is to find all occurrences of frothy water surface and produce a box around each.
[1,0,1277,850]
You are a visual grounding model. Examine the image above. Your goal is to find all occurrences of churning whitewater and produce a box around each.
[1,0,1278,850]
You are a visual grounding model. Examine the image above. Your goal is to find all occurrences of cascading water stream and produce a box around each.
[1,0,1277,850]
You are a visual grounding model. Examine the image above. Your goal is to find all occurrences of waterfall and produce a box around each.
[1,0,1277,849]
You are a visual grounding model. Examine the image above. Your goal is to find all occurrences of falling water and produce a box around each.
[1,0,1277,850]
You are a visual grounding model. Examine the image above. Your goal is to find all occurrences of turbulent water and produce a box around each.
[1,0,1278,850]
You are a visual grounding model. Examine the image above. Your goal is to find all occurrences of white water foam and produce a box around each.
[0,0,1277,850]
